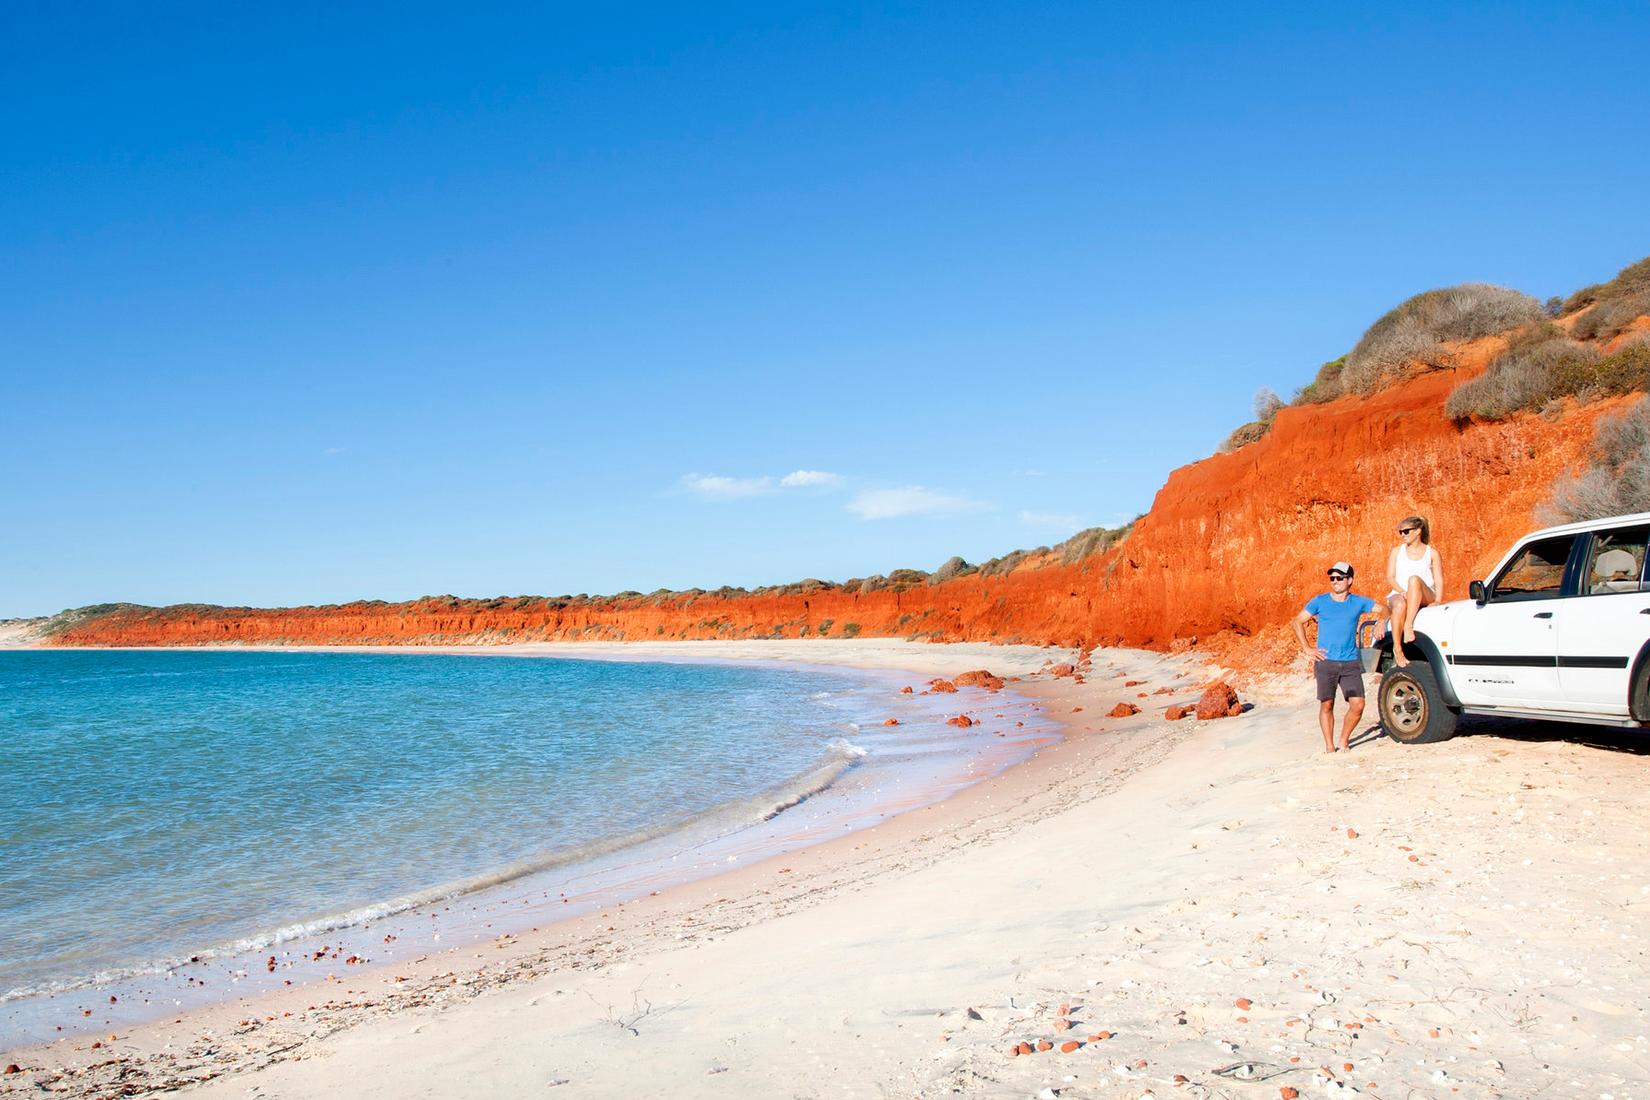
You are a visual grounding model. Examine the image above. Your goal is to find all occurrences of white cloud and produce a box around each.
[846,486,987,521]
[780,469,843,489]
[322,447,346,457]
[681,473,776,499]
[1020,510,1082,529]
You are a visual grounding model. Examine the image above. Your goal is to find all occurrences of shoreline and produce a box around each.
[0,642,1066,1043]
[0,639,1201,1082]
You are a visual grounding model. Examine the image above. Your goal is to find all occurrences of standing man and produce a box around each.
[1293,561,1376,753]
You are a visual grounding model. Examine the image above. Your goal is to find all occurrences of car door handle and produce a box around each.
[1533,612,1553,619]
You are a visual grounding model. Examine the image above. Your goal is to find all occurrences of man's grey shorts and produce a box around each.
[1314,659,1366,702]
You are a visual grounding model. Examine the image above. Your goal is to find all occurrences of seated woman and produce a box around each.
[1386,515,1444,668]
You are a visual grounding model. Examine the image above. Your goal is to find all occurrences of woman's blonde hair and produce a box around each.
[1398,515,1431,544]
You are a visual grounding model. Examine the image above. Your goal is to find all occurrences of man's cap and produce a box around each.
[1327,561,1354,577]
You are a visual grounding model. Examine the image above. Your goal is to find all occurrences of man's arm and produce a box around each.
[1293,607,1326,661]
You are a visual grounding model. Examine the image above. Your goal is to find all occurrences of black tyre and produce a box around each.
[1378,664,1460,745]
[1631,655,1650,723]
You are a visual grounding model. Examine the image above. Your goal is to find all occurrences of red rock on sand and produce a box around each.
[1017,1041,1034,1055]
[1166,704,1192,720]
[946,714,976,728]
[4,1064,22,1075]
[1107,702,1140,718]
[1280,1089,1300,1100]
[1035,1040,1053,1052]
[900,686,913,694]
[1195,681,1241,720]
[1235,997,1252,1010]
[883,718,899,726]
[1346,827,1358,839]
[1059,1040,1081,1053]
[1153,686,1174,695]
[1124,679,1144,686]
[1049,663,1076,678]
[954,669,1005,691]
[929,679,957,693]
[1053,1018,1072,1031]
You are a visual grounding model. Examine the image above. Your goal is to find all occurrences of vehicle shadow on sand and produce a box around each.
[1359,717,1650,756]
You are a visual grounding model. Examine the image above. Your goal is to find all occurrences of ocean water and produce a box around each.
[0,649,1050,1038]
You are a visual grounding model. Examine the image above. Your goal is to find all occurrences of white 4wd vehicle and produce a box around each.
[1370,511,1650,744]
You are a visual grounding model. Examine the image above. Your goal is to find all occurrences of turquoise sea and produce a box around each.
[0,649,1050,1044]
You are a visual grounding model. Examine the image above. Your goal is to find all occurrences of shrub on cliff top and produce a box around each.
[1562,255,1650,313]
[1340,283,1541,395]
[1219,387,1285,453]
[930,556,977,583]
[1541,395,1650,523]
[1292,356,1348,405]
[1056,519,1136,564]
[1445,327,1650,421]
[1563,255,1650,344]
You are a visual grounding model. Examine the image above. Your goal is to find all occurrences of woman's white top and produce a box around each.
[1392,544,1437,592]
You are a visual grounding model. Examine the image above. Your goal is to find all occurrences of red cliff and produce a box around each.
[44,344,1629,667]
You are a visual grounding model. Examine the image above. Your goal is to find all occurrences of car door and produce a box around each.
[1447,534,1579,707]
[1557,525,1650,714]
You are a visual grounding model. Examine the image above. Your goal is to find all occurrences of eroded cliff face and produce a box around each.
[46,347,1626,661]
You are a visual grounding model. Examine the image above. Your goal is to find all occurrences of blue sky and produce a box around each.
[4,2,1648,617]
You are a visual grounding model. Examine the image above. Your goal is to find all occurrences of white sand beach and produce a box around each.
[4,639,1648,1098]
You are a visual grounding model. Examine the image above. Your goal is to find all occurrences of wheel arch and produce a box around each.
[1629,639,1650,722]
[1375,632,1462,707]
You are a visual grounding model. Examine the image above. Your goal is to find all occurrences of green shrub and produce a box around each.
[1341,283,1541,395]
[1446,329,1650,421]
[840,622,861,637]
[931,556,977,583]
[1572,292,1650,343]
[1542,396,1650,523]
[1293,357,1348,404]
[1055,519,1137,564]
[1562,255,1650,313]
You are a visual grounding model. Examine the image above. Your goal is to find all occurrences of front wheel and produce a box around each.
[1378,665,1459,745]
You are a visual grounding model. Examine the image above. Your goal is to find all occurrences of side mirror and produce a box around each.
[1469,579,1486,606]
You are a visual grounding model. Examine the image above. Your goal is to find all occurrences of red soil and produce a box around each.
[46,346,1630,673]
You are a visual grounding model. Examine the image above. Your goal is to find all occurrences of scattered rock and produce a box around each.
[1036,1039,1054,1051]
[1345,828,1358,839]
[1124,679,1144,686]
[1153,686,1174,695]
[1053,1018,1073,1031]
[883,718,899,726]
[1107,702,1141,718]
[900,686,913,694]
[1280,1089,1300,1100]
[954,669,1005,691]
[1049,663,1076,678]
[1235,997,1252,1010]
[929,679,957,694]
[4,1064,21,1075]
[946,715,976,728]
[1166,705,1193,720]
[1059,1040,1081,1053]
[1195,682,1241,720]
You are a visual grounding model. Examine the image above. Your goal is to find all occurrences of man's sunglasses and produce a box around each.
[1328,572,1351,581]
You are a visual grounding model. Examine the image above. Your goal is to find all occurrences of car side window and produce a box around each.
[1583,526,1649,595]
[1491,535,1579,601]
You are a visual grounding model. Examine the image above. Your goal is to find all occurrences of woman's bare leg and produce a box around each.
[1401,576,1435,643]
[1388,593,1408,666]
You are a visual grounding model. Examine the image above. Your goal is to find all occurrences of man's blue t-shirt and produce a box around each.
[1305,592,1376,661]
